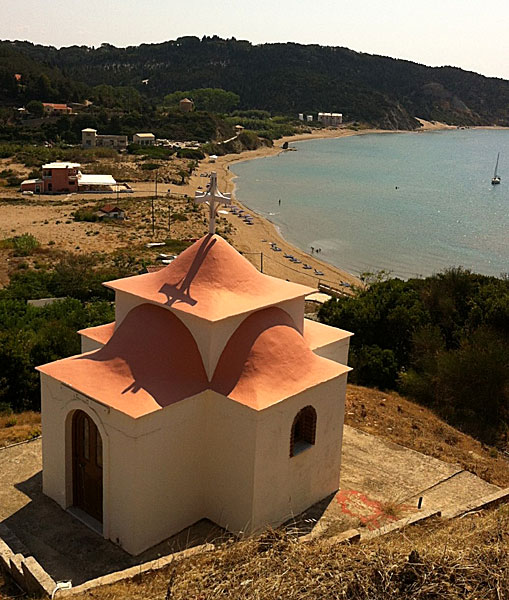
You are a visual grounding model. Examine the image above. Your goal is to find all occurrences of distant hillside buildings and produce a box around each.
[43,103,72,115]
[81,129,156,149]
[298,112,343,126]
[81,128,128,149]
[179,97,194,112]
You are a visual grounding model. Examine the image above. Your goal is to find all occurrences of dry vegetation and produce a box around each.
[65,505,509,600]
[0,411,40,447]
[345,385,509,488]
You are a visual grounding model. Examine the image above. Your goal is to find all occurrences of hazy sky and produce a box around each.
[3,0,509,79]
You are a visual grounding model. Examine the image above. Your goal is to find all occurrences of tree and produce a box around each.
[26,100,44,118]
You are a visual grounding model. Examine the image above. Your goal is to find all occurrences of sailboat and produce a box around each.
[491,153,501,185]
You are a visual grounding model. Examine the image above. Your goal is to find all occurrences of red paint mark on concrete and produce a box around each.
[335,490,411,530]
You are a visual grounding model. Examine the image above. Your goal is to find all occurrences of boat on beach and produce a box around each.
[492,153,501,185]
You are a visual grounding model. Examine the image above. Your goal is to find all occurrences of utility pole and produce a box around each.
[260,252,263,273]
[151,169,158,237]
[167,197,171,236]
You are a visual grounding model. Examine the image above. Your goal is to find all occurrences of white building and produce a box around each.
[132,133,155,146]
[82,128,128,149]
[318,112,343,127]
[38,234,352,556]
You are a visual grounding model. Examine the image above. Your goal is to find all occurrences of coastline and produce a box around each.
[194,119,455,291]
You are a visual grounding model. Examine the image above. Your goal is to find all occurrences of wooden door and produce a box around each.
[72,410,103,522]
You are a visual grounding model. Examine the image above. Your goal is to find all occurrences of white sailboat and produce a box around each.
[491,153,501,185]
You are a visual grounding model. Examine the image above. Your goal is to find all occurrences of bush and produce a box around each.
[6,176,23,187]
[140,162,159,171]
[12,234,39,256]
[73,209,99,222]
[176,148,205,160]
[319,268,509,446]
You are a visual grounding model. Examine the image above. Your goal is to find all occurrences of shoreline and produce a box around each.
[198,119,456,291]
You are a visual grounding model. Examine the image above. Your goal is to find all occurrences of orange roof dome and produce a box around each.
[212,307,349,409]
[105,234,314,322]
[38,304,208,418]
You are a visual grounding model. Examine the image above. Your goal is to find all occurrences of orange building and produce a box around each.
[20,162,116,194]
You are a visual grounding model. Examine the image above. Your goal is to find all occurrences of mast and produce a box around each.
[494,152,500,178]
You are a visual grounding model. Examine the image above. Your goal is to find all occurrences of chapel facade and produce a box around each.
[38,234,352,555]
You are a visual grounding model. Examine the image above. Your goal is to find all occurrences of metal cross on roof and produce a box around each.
[194,172,232,234]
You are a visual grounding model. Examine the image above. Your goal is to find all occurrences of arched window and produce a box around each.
[290,406,317,457]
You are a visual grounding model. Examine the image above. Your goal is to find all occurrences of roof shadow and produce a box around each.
[158,234,217,308]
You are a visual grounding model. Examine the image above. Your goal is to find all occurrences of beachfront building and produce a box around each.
[81,128,128,149]
[179,97,194,112]
[20,162,117,194]
[132,132,155,146]
[318,112,343,127]
[36,183,352,555]
[43,103,72,115]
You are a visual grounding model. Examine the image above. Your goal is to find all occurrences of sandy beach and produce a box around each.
[0,120,455,292]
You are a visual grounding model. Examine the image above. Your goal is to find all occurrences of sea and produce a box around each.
[231,129,509,279]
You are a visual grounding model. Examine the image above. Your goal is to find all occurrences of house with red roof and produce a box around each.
[42,103,72,115]
[38,232,352,554]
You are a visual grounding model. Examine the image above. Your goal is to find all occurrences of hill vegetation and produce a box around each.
[319,268,509,449]
[2,37,509,129]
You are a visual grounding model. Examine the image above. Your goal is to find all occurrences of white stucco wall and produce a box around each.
[250,375,347,531]
[80,335,104,353]
[201,391,257,532]
[313,337,351,366]
[41,315,349,554]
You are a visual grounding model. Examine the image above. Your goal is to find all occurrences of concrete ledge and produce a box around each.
[321,528,361,546]
[63,542,215,596]
[0,523,29,555]
[0,537,14,572]
[361,509,441,541]
[9,553,25,589]
[441,487,509,520]
[22,556,57,597]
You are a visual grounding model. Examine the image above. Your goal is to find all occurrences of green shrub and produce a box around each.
[6,176,23,187]
[176,148,205,160]
[12,234,39,256]
[73,209,99,222]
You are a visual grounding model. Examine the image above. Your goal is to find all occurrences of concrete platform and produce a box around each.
[0,427,500,585]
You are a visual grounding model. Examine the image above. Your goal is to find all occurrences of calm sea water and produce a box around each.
[231,130,509,279]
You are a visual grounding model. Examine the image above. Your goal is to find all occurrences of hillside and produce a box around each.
[2,37,509,128]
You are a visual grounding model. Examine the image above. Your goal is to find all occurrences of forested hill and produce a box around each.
[2,36,509,129]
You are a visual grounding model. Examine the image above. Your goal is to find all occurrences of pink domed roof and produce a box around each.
[212,308,350,410]
[38,304,208,418]
[105,234,314,322]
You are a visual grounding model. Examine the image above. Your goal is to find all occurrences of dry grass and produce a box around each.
[345,385,509,487]
[66,504,508,600]
[0,411,41,448]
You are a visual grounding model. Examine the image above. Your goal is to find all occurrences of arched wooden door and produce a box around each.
[72,410,103,522]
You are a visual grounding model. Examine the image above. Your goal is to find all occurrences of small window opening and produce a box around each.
[290,406,317,457]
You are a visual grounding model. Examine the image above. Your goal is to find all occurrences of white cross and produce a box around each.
[194,172,231,234]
